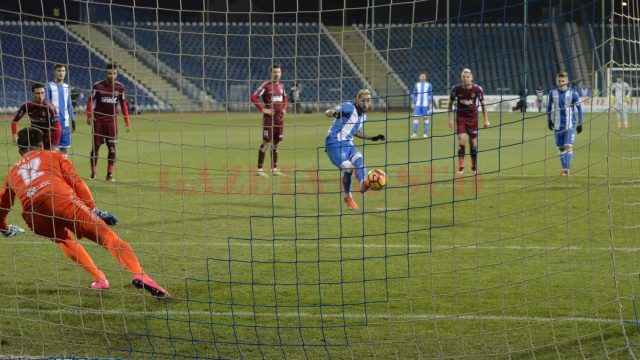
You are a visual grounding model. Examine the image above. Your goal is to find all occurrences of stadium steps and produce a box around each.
[326,26,408,109]
[66,24,201,112]
[566,23,592,89]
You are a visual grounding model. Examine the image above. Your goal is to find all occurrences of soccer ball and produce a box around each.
[366,168,387,191]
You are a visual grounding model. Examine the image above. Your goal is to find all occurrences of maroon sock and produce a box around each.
[258,144,267,169]
[271,146,278,169]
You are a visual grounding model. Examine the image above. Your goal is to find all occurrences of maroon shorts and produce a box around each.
[456,117,478,135]
[263,116,284,143]
[93,120,117,147]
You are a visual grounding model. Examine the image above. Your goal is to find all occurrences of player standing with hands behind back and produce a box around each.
[448,68,490,176]
[86,63,130,182]
[251,64,287,177]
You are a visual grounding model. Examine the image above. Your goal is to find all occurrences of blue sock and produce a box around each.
[342,172,352,195]
[566,150,573,171]
[413,121,418,134]
[352,156,366,183]
[559,152,567,170]
[424,121,429,135]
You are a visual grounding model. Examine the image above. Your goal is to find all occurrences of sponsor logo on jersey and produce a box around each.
[100,97,117,104]
[272,95,283,102]
[26,179,51,198]
[460,99,474,106]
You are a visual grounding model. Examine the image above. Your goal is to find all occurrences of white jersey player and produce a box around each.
[611,75,632,128]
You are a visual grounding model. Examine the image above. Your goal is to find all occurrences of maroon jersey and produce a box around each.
[13,100,59,130]
[251,81,287,119]
[450,84,484,119]
[12,100,61,149]
[89,80,128,123]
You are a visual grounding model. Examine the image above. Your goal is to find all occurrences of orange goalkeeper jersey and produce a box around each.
[0,150,95,229]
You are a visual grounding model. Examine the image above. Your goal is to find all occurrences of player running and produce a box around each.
[251,64,287,177]
[324,89,385,211]
[11,83,61,151]
[547,71,583,176]
[0,128,169,298]
[611,75,632,128]
[87,63,131,182]
[46,64,76,156]
[411,72,434,138]
[448,68,490,176]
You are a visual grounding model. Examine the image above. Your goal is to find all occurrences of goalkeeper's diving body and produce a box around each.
[0,128,169,298]
[324,89,385,211]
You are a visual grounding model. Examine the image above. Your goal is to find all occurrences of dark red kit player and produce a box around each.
[86,63,131,182]
[251,64,287,177]
[11,83,61,150]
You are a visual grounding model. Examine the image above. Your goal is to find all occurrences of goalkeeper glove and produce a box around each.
[548,121,554,131]
[610,96,616,103]
[94,208,118,226]
[1,225,25,238]
[576,125,583,134]
[626,95,632,102]
[371,134,385,141]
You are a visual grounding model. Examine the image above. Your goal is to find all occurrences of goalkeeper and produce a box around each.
[0,127,169,298]
[611,75,632,128]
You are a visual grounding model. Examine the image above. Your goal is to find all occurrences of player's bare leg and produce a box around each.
[257,140,269,177]
[469,134,479,176]
[456,133,467,176]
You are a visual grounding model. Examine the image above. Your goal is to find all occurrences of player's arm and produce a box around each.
[251,84,272,116]
[60,156,95,209]
[68,90,76,132]
[119,94,131,132]
[429,85,434,113]
[573,92,584,133]
[478,87,489,128]
[411,84,417,109]
[0,175,23,237]
[324,105,342,118]
[355,131,385,141]
[282,91,287,115]
[448,88,455,129]
[49,105,61,147]
[11,104,26,144]
[546,91,554,130]
[87,88,96,125]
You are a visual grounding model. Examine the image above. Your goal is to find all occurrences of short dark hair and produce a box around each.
[106,63,117,71]
[17,127,43,153]
[54,63,66,70]
[31,83,44,92]
[557,71,569,78]
[270,64,281,71]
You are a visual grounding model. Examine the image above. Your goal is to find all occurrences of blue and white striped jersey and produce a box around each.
[412,82,433,107]
[547,88,583,130]
[326,102,366,144]
[46,82,75,130]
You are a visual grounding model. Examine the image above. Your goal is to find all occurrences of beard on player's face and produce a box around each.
[271,70,281,81]
[106,71,117,83]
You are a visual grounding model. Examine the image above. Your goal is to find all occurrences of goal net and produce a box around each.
[1,0,640,358]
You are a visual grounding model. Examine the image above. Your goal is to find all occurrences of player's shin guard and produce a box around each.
[341,171,353,196]
[258,144,268,169]
[470,146,478,171]
[458,145,466,171]
[413,120,419,135]
[271,145,279,170]
[58,236,105,282]
[566,150,573,171]
[107,144,116,175]
[559,150,568,170]
[99,230,144,275]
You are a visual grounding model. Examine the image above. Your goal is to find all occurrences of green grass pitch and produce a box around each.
[1,109,640,359]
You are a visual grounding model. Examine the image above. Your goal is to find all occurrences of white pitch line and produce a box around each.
[0,240,636,253]
[0,307,621,324]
